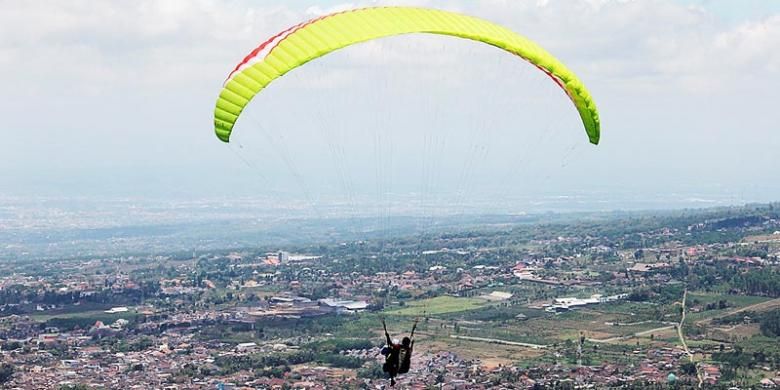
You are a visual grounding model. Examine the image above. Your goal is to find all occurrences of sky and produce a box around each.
[1,0,779,213]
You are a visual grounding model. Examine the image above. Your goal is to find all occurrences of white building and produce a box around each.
[319,298,369,312]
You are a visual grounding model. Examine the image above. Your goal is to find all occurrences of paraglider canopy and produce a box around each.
[214,6,600,145]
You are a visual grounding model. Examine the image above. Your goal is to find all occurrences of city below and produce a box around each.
[2,202,780,389]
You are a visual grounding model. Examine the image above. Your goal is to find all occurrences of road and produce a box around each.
[695,297,780,326]
[677,289,690,356]
[587,324,677,343]
[677,288,703,388]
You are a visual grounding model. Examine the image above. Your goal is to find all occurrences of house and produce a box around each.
[235,342,257,352]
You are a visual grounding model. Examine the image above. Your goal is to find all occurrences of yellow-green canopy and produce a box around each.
[214,6,600,145]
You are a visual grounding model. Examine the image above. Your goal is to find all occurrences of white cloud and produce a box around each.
[0,1,302,95]
[2,0,777,96]
[306,3,358,16]
[412,0,779,97]
[0,0,778,201]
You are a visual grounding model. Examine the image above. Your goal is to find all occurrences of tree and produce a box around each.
[0,364,13,384]
[357,362,384,379]
[59,385,90,390]
[759,309,780,337]
[3,341,22,351]
[680,361,697,375]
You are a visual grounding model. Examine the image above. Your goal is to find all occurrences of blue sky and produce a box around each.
[0,0,778,212]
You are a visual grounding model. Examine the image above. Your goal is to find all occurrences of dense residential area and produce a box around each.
[2,204,780,389]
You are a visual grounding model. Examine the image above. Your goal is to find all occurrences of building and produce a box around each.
[278,251,289,262]
[319,298,369,313]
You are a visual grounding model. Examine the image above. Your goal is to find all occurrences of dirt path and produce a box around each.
[695,297,780,326]
[448,335,547,349]
[678,288,703,388]
[587,325,676,343]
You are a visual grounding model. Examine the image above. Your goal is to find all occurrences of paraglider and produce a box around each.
[381,317,418,386]
[213,6,600,145]
[212,7,601,385]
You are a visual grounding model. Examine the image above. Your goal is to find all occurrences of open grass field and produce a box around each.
[29,308,137,323]
[385,296,487,316]
[422,336,545,366]
[690,295,779,324]
[688,292,769,307]
[30,309,105,321]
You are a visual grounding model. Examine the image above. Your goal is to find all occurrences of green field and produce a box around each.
[686,292,771,321]
[688,292,769,307]
[30,309,133,322]
[29,308,139,331]
[386,296,487,316]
